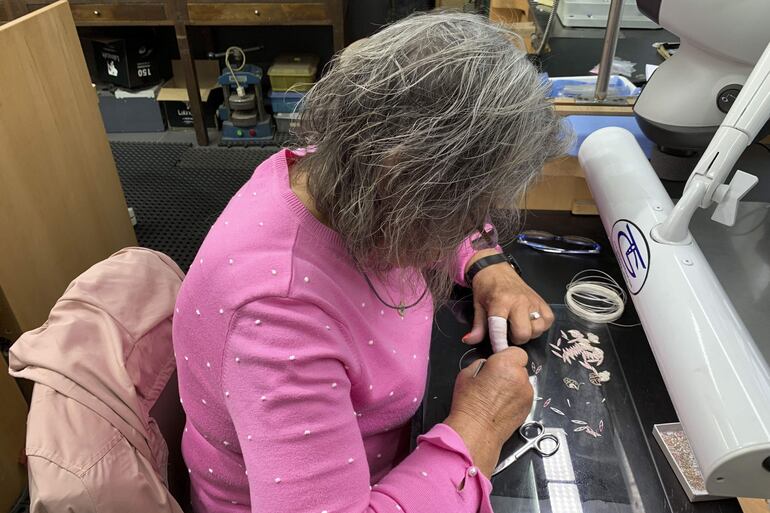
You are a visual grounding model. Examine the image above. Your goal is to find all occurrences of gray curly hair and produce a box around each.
[293,11,568,303]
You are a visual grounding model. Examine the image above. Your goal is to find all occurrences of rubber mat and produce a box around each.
[111,142,191,171]
[113,142,274,272]
[177,147,277,171]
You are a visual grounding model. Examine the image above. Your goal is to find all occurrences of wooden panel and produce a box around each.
[0,1,7,20]
[739,498,770,513]
[70,3,167,22]
[0,365,27,513]
[188,2,328,24]
[0,0,137,333]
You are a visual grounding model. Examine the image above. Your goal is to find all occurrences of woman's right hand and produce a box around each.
[444,347,533,478]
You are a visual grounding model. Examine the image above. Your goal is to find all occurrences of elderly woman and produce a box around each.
[173,11,566,513]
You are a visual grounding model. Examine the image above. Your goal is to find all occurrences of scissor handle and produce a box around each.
[518,421,545,439]
[534,433,560,457]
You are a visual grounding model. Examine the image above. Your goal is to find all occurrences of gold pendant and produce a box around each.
[398,303,406,318]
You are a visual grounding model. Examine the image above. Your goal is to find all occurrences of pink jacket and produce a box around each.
[9,248,186,513]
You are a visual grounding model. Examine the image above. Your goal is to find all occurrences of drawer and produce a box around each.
[72,3,167,22]
[24,3,167,22]
[188,2,328,24]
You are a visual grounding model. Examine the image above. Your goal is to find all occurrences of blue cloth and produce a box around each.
[565,115,655,158]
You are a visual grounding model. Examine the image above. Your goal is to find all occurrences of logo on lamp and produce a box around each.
[612,219,650,295]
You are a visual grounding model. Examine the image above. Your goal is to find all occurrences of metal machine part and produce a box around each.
[633,0,770,151]
[217,57,273,144]
[593,0,625,101]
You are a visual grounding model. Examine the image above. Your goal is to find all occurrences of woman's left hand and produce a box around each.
[463,250,554,349]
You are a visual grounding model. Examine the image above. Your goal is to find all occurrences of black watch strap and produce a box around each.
[465,253,522,286]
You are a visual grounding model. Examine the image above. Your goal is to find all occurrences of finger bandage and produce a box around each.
[487,316,509,353]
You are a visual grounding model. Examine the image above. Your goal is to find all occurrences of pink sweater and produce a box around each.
[173,149,494,513]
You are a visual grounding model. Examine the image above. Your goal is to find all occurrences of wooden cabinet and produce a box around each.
[187,2,328,25]
[2,0,345,144]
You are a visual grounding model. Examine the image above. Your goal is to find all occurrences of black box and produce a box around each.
[162,87,223,129]
[93,35,170,89]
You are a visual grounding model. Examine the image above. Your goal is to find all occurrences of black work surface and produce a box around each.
[419,211,740,513]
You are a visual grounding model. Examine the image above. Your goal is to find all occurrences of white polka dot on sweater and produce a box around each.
[237,193,242,198]
[271,269,277,275]
[322,510,328,513]
[289,355,296,361]
[397,506,402,511]
[228,258,234,265]
[377,453,382,458]
[219,308,224,314]
[188,468,191,473]
[412,354,417,359]
[175,308,180,314]
[368,340,374,346]
[331,382,337,388]
[369,384,373,390]
[421,471,428,477]
[304,430,311,436]
[225,391,230,398]
[184,356,189,361]
[252,192,257,196]
[195,309,201,316]
[200,258,204,264]
[201,399,207,405]
[361,302,366,307]
[389,391,394,397]
[357,413,362,417]
[224,221,229,226]
[223,441,229,446]
[304,276,310,283]
[325,325,331,330]
[235,357,240,363]
[392,349,397,354]
[247,435,252,441]
[347,458,354,464]
[413,398,418,403]
[259,221,264,226]
[425,315,429,321]
[231,501,238,505]
[260,396,267,401]
[255,319,261,325]
[274,477,281,483]
[206,362,211,368]
[380,310,385,316]
[208,468,213,474]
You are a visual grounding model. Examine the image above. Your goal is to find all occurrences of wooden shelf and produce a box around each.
[4,0,345,144]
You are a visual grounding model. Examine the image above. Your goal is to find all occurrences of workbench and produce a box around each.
[0,0,344,146]
[417,211,744,513]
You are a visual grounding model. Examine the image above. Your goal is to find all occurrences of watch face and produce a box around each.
[470,226,499,251]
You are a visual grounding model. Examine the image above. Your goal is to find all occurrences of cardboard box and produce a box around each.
[158,60,222,129]
[93,34,171,89]
[519,157,597,214]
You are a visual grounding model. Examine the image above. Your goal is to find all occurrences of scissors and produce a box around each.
[492,421,560,476]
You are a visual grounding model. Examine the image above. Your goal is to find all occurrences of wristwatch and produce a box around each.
[465,253,522,286]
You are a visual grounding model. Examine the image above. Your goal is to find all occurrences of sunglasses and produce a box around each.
[515,230,601,255]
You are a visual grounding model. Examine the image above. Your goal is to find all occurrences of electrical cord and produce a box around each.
[226,46,247,98]
[564,269,631,324]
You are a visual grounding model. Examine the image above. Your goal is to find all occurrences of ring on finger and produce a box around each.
[529,311,542,321]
